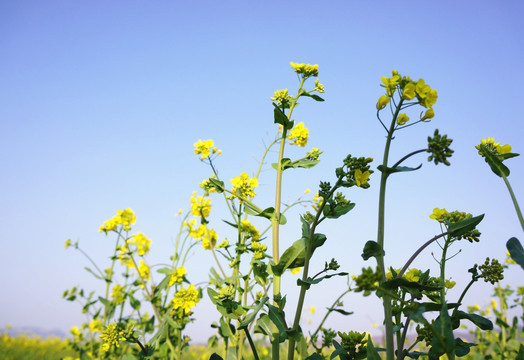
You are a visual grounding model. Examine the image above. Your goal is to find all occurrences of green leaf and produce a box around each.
[453,310,493,330]
[381,277,441,292]
[272,158,321,171]
[239,297,269,330]
[267,303,288,343]
[366,335,382,360]
[208,178,225,193]
[254,314,272,336]
[129,294,141,311]
[517,343,524,360]
[243,204,287,225]
[361,240,384,261]
[447,214,484,237]
[324,202,355,219]
[271,233,327,275]
[479,144,510,177]
[507,237,524,270]
[273,103,293,130]
[430,304,454,356]
[297,272,348,290]
[377,164,422,175]
[300,92,325,102]
[209,353,225,360]
[331,340,350,360]
[305,353,323,360]
[454,337,476,357]
[327,308,354,316]
[84,267,103,280]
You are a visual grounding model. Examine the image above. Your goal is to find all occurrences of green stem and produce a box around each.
[502,174,524,232]
[244,328,261,360]
[377,100,402,360]
[271,78,304,360]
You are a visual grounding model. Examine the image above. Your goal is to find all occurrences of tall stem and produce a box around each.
[502,174,524,232]
[377,101,402,360]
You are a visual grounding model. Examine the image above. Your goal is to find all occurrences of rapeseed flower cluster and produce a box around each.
[168,266,187,287]
[230,172,259,199]
[377,70,438,125]
[193,139,221,160]
[127,232,151,256]
[99,323,130,353]
[429,207,481,242]
[171,284,200,316]
[110,284,126,305]
[475,137,512,157]
[271,89,292,107]
[190,191,212,218]
[99,208,136,234]
[290,62,319,78]
[287,122,309,147]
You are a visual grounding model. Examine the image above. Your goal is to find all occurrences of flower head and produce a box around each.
[193,139,220,160]
[376,95,390,110]
[230,172,258,199]
[171,284,200,316]
[287,122,309,147]
[271,89,292,106]
[290,62,319,77]
[396,113,409,126]
[168,267,187,287]
[190,192,212,218]
[99,208,136,234]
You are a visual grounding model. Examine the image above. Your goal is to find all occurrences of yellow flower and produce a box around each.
[240,219,260,241]
[131,232,151,256]
[168,267,187,287]
[216,239,229,248]
[172,284,200,315]
[314,78,325,93]
[429,207,448,223]
[405,268,420,282]
[190,191,212,218]
[88,319,103,333]
[271,89,291,105]
[290,62,319,77]
[231,172,259,199]
[397,113,410,126]
[309,306,316,314]
[202,228,218,250]
[99,208,136,233]
[99,323,128,353]
[64,239,72,249]
[354,169,370,187]
[376,95,390,110]
[402,82,416,100]
[70,326,82,337]
[193,139,214,160]
[381,73,400,96]
[110,284,126,304]
[291,267,302,275]
[287,122,309,147]
[138,259,150,281]
[445,279,456,289]
[496,144,512,154]
[386,268,401,280]
[491,299,497,310]
[420,108,434,121]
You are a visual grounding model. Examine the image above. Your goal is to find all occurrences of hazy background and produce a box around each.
[1,0,523,343]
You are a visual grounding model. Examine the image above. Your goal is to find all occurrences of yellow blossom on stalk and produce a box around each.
[100,323,128,353]
[185,219,206,240]
[386,268,401,280]
[291,267,302,275]
[168,266,187,287]
[99,208,136,233]
[420,108,435,121]
[70,326,82,337]
[240,219,260,241]
[402,82,416,100]
[429,207,449,223]
[312,192,323,211]
[290,62,319,77]
[271,89,291,105]
[506,251,516,264]
[130,232,151,256]
[381,72,401,96]
[288,122,309,147]
[376,95,390,110]
[354,169,370,187]
[193,139,215,160]
[309,306,316,314]
[405,268,421,282]
[200,176,217,194]
[415,79,430,98]
[64,238,72,249]
[216,239,229,248]
[445,279,456,289]
[172,284,200,315]
[231,172,259,199]
[138,259,150,281]
[251,241,267,259]
[314,78,325,93]
[202,228,218,250]
[190,192,212,218]
[110,284,126,304]
[88,319,103,333]
[397,113,410,126]
[215,284,235,301]
[491,299,497,310]
[496,144,512,154]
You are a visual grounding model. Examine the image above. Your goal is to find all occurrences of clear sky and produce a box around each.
[1,0,523,343]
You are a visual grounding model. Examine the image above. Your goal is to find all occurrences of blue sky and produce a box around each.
[1,0,523,343]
